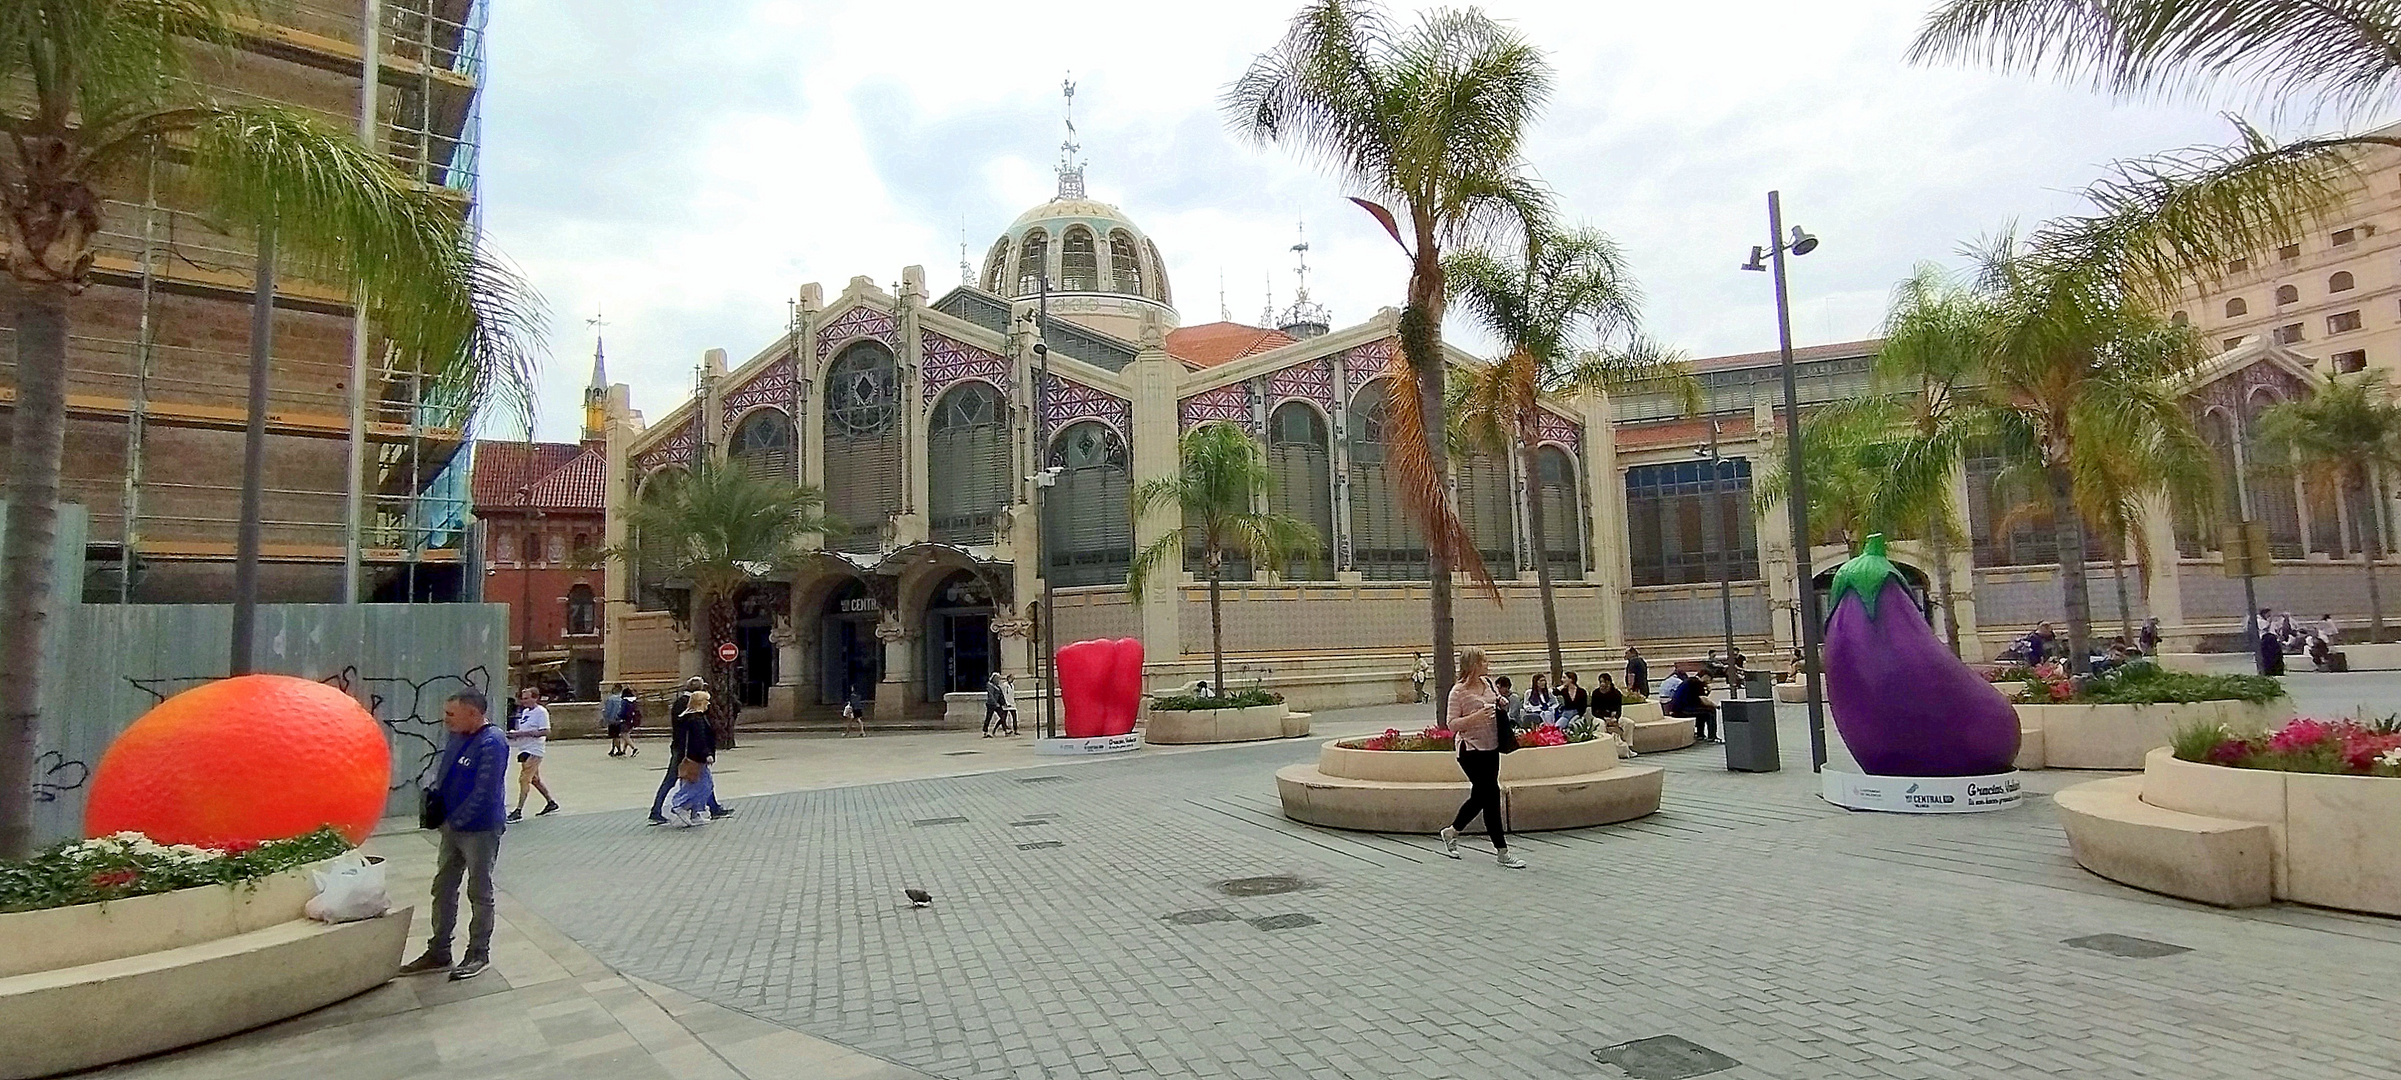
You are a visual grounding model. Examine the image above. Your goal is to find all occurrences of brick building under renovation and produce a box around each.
[0,1,488,604]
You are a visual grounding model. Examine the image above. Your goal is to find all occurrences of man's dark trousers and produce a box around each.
[650,747,727,820]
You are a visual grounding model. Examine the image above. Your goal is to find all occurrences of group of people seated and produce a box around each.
[2253,609,2343,675]
[1485,649,1751,753]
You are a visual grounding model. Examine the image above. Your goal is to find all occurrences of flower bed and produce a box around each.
[1278,736,1662,831]
[1992,660,2284,706]
[0,827,351,915]
[1337,716,1598,752]
[2003,661,2292,770]
[1151,687,1283,711]
[2173,716,2401,777]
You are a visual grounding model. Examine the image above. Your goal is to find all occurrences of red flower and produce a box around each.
[89,869,140,888]
[2269,719,2339,754]
[216,839,260,855]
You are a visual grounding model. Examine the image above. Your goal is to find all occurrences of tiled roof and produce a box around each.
[472,440,606,513]
[1164,322,1298,368]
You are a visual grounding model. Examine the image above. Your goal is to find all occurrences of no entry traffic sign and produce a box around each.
[717,641,738,664]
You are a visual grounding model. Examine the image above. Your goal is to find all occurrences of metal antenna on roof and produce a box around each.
[1261,272,1275,327]
[1056,75,1085,199]
[1291,219,1312,306]
[959,216,972,289]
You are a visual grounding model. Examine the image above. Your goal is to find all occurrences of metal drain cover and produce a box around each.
[1009,820,1050,827]
[2066,934,2190,958]
[910,816,969,827]
[942,750,980,757]
[1592,1035,1740,1080]
[1014,775,1069,784]
[1017,840,1065,850]
[1217,875,1306,897]
[1160,909,1239,925]
[1246,913,1319,931]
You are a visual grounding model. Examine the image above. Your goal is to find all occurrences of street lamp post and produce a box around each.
[1698,419,1737,676]
[1031,274,1061,740]
[1742,189,1828,771]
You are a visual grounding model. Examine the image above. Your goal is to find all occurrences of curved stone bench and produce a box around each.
[1143,704,1310,744]
[2055,775,2272,908]
[2014,698,2293,770]
[1276,738,1663,832]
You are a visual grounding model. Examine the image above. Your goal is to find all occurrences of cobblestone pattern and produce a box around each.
[498,723,2401,1080]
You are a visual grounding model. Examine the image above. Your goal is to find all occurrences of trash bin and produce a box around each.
[1722,698,1780,772]
[1744,670,1774,700]
[2330,651,2351,673]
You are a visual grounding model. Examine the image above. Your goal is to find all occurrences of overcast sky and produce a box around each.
[477,0,2297,440]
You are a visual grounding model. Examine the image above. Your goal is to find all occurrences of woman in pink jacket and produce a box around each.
[1439,648,1525,869]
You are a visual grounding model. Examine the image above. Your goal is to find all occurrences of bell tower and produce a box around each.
[582,307,608,445]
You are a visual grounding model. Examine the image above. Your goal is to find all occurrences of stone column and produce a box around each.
[875,615,914,724]
[769,598,803,722]
[1579,390,1625,648]
[1943,460,1984,657]
[1754,401,1801,652]
[797,283,824,492]
[1127,313,1183,664]
[700,348,728,456]
[599,384,637,685]
[895,265,929,544]
[2140,492,2186,637]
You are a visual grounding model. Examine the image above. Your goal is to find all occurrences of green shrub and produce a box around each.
[2074,661,2285,705]
[2170,720,2234,762]
[1151,687,1283,711]
[0,827,353,914]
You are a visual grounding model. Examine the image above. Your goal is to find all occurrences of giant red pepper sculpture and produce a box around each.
[1056,638,1143,738]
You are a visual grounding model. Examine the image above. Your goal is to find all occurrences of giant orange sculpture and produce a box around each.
[85,674,389,847]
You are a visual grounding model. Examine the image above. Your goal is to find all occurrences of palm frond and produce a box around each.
[611,460,833,600]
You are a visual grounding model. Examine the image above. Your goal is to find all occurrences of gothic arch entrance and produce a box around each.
[820,578,881,705]
[921,570,996,700]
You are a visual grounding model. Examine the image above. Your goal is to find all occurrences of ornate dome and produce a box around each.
[978,195,1177,340]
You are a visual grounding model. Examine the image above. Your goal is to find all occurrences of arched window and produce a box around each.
[823,342,900,552]
[2226,297,2248,317]
[1046,422,1132,586]
[983,237,1011,294]
[1454,450,1516,578]
[2331,270,2356,293]
[1267,402,1334,579]
[729,408,795,481]
[494,527,516,565]
[1061,227,1099,292]
[1016,230,1048,294]
[632,468,686,609]
[547,534,566,565]
[2171,310,2189,327]
[1143,238,1172,304]
[1534,446,1584,579]
[1108,230,1144,295]
[2276,284,2300,305]
[2242,389,2302,557]
[1347,382,1428,580]
[566,584,597,635]
[928,382,1009,544]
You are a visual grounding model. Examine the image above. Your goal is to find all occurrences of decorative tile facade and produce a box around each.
[722,353,795,417]
[633,413,700,475]
[1534,406,1583,456]
[1267,357,1335,412]
[1039,372,1132,440]
[920,331,1013,404]
[1178,382,1255,433]
[815,305,898,361]
[1340,338,1399,391]
[2190,359,2307,416]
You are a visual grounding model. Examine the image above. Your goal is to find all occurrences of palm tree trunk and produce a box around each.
[2112,554,2134,645]
[0,284,71,860]
[2354,465,2386,644]
[1402,292,1454,727]
[1927,514,1963,656]
[1522,438,1563,683]
[1207,552,1226,694]
[706,589,739,749]
[2046,462,2094,674]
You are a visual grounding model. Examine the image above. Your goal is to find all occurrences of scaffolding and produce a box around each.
[0,0,489,601]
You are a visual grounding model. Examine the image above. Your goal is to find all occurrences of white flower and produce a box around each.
[2380,747,2401,769]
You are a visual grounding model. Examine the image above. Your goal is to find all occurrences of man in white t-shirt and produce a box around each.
[507,687,559,822]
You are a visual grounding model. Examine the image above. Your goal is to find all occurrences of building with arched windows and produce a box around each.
[595,172,2401,726]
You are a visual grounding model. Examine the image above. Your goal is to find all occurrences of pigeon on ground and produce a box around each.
[905,888,933,908]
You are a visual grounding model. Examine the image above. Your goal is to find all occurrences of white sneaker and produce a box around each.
[1496,849,1527,870]
[1438,827,1460,859]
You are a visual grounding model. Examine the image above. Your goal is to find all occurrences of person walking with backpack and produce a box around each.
[400,690,508,981]
[1437,648,1526,869]
[649,677,731,825]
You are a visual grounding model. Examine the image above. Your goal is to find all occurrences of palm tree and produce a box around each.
[1226,0,1552,722]
[1967,230,2217,672]
[2254,371,2401,643]
[1447,225,1691,684]
[1863,267,1995,655]
[614,461,832,748]
[1127,423,1322,696]
[0,1,540,859]
[1753,407,1896,558]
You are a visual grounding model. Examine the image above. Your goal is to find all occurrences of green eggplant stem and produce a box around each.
[1828,533,1899,621]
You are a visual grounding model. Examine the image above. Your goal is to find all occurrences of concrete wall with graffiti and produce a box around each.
[29,603,509,846]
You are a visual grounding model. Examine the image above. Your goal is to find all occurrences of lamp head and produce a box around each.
[1740,246,1767,272]
[1032,342,1048,357]
[1788,226,1819,256]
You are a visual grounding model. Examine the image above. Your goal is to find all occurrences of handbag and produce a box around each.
[1493,701,1519,754]
[677,758,703,783]
[417,787,443,830]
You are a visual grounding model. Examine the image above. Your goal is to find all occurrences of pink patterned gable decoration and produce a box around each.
[1340,338,1399,388]
[1040,372,1132,439]
[1534,406,1582,454]
[815,305,898,360]
[2190,356,2308,415]
[722,353,795,416]
[633,413,700,475]
[1267,358,1334,411]
[1179,382,1255,433]
[921,330,1013,403]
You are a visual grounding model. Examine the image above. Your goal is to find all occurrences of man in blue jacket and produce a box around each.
[400,689,509,981]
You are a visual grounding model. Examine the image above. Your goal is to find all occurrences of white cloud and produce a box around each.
[478,0,2314,439]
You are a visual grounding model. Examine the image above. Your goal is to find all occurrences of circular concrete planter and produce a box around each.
[2013,698,2293,770]
[0,859,327,979]
[2138,748,2401,916]
[1143,702,1308,745]
[1276,739,1662,833]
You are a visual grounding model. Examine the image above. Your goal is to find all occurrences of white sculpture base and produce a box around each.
[1820,769,2022,814]
[1031,733,1142,756]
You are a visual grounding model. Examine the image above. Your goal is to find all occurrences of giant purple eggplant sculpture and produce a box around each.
[1823,534,2020,776]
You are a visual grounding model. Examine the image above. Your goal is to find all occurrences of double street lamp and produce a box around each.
[1741,190,1829,773]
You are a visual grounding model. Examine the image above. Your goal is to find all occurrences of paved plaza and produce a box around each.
[91,673,2401,1080]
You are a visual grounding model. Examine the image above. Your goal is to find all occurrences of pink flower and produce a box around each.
[89,869,139,888]
[2268,719,2339,754]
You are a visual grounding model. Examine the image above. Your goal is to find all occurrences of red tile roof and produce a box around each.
[1164,322,1298,368]
[472,440,606,513]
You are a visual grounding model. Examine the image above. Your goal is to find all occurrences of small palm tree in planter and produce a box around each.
[2255,371,2401,644]
[613,461,833,747]
[1127,423,1321,699]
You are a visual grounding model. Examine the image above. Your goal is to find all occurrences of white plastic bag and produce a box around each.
[304,851,391,923]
